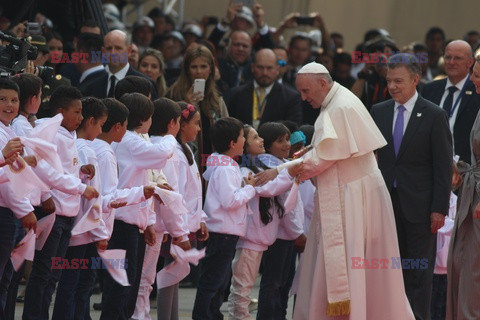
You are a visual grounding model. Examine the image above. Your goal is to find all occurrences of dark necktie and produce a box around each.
[393,105,405,187]
[107,75,116,98]
[443,86,458,116]
[393,105,405,156]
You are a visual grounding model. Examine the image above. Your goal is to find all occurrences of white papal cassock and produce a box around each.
[293,82,414,320]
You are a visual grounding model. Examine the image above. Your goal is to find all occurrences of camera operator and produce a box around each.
[29,35,50,67]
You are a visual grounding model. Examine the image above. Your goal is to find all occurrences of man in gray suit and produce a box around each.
[371,53,453,320]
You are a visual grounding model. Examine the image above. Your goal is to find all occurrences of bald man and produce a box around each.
[79,30,157,99]
[218,30,254,93]
[422,40,480,163]
[225,48,302,127]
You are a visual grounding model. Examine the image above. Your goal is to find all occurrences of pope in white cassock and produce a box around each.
[290,63,414,319]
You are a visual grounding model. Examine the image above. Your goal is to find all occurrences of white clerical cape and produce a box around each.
[293,83,414,320]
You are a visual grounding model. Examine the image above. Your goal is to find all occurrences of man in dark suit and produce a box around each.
[371,53,452,320]
[217,30,254,95]
[422,40,479,163]
[79,30,157,99]
[225,48,302,127]
[58,32,106,88]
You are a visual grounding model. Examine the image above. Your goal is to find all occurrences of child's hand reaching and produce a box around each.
[83,186,99,200]
[96,239,108,251]
[196,222,209,241]
[144,225,157,246]
[21,212,37,233]
[42,197,56,214]
[2,137,23,160]
[143,185,155,199]
[81,164,95,179]
[110,201,127,209]
[288,162,303,178]
[294,234,307,253]
[172,237,191,251]
[254,168,278,186]
[23,155,37,167]
[244,172,256,186]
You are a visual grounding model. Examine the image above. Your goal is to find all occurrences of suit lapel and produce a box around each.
[431,79,447,105]
[455,80,474,119]
[397,97,426,159]
[262,83,278,121]
[245,82,254,124]
[381,101,395,151]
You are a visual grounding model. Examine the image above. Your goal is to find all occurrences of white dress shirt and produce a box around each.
[105,63,130,96]
[393,91,418,134]
[439,74,469,131]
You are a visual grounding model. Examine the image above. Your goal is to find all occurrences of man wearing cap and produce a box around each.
[182,24,203,47]
[30,35,50,67]
[371,53,452,320]
[209,2,274,54]
[286,62,414,319]
[225,48,302,127]
[152,31,185,85]
[132,16,155,55]
[79,30,157,99]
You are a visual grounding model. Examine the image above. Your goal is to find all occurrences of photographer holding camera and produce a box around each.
[29,35,50,68]
[275,13,333,88]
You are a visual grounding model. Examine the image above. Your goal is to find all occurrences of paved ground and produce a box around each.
[14,276,295,319]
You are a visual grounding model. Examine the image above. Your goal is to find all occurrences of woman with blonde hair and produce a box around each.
[138,48,168,97]
[166,45,228,154]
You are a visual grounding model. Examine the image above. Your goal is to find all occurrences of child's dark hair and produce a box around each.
[119,93,154,130]
[299,124,315,145]
[101,98,129,132]
[243,125,284,225]
[0,78,20,93]
[281,120,298,135]
[149,98,181,136]
[114,76,153,100]
[258,122,291,153]
[11,74,42,114]
[79,97,108,129]
[177,101,199,165]
[210,117,243,153]
[49,86,82,112]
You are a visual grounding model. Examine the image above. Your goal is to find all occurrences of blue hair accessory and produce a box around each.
[290,131,306,146]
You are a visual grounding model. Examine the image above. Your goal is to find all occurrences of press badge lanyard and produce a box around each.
[448,74,470,119]
[252,90,267,120]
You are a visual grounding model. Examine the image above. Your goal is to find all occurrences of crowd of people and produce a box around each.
[0,1,480,320]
